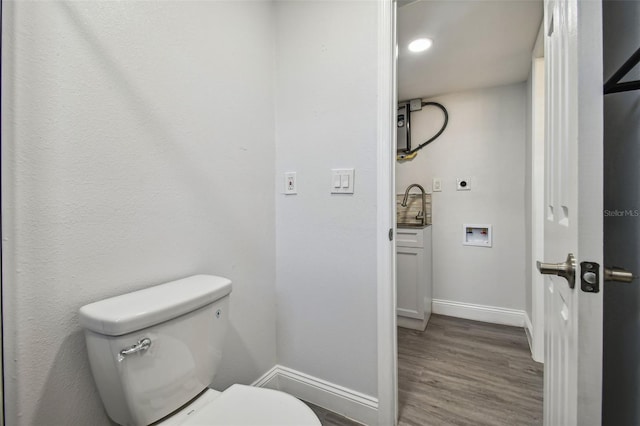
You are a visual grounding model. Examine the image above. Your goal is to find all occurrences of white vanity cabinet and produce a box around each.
[396,226,432,331]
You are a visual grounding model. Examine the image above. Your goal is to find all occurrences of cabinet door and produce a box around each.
[396,228,424,248]
[396,247,425,320]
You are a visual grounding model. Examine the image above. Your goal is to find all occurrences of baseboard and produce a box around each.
[397,314,428,331]
[524,312,534,352]
[251,365,377,425]
[432,299,525,327]
[251,365,281,390]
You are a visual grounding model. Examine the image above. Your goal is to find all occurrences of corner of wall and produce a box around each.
[252,365,378,426]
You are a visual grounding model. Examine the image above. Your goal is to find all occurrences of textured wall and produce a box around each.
[1,1,276,424]
[274,1,379,397]
[396,84,526,310]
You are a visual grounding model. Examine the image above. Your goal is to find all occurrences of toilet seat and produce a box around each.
[159,385,321,426]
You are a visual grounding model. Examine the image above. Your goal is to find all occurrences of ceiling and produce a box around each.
[397,0,543,100]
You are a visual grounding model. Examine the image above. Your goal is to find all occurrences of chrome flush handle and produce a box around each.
[119,338,152,359]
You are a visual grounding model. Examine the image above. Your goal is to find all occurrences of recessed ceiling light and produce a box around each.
[408,38,433,53]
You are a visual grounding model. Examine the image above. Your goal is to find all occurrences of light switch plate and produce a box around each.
[331,169,355,194]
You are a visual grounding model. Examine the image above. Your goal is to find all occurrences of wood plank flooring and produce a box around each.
[302,315,542,426]
[398,315,543,426]
[304,402,363,426]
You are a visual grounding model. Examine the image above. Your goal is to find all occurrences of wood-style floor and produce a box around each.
[398,315,543,426]
[305,402,363,426]
[303,315,543,426]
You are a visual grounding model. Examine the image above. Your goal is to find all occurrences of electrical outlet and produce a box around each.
[456,178,471,191]
[284,172,297,194]
[433,178,442,192]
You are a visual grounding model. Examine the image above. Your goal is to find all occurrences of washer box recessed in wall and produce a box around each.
[463,224,492,247]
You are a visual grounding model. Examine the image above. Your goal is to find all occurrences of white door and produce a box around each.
[540,0,603,425]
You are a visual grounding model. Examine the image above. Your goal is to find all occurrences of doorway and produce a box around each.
[393,0,545,423]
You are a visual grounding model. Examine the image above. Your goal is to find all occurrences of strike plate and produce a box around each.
[580,261,600,293]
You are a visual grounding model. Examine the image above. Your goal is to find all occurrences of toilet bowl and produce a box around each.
[158,386,319,426]
[79,275,320,426]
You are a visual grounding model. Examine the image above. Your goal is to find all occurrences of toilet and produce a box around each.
[79,275,321,426]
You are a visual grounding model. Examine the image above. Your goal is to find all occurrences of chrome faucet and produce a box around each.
[401,183,427,226]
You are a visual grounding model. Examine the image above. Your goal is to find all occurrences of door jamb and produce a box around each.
[0,0,5,421]
[376,0,397,425]
[530,23,546,364]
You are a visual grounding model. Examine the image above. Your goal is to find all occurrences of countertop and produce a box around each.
[397,223,431,229]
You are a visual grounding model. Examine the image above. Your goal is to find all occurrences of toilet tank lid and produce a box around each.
[79,275,232,336]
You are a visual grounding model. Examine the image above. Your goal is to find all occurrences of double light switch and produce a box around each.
[331,169,355,194]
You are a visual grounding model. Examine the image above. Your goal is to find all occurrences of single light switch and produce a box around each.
[333,174,342,188]
[341,174,350,188]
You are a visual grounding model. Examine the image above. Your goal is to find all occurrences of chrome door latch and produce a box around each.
[604,266,636,283]
[580,262,600,293]
[579,262,636,293]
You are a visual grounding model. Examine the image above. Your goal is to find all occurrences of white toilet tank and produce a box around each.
[79,275,232,426]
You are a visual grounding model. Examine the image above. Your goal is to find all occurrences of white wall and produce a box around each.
[274,0,379,397]
[396,83,526,310]
[1,2,277,424]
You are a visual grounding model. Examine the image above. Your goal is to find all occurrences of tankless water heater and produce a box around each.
[397,104,411,153]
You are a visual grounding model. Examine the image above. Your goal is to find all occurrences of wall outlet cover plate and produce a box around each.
[432,178,442,192]
[284,172,297,194]
[456,178,471,191]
